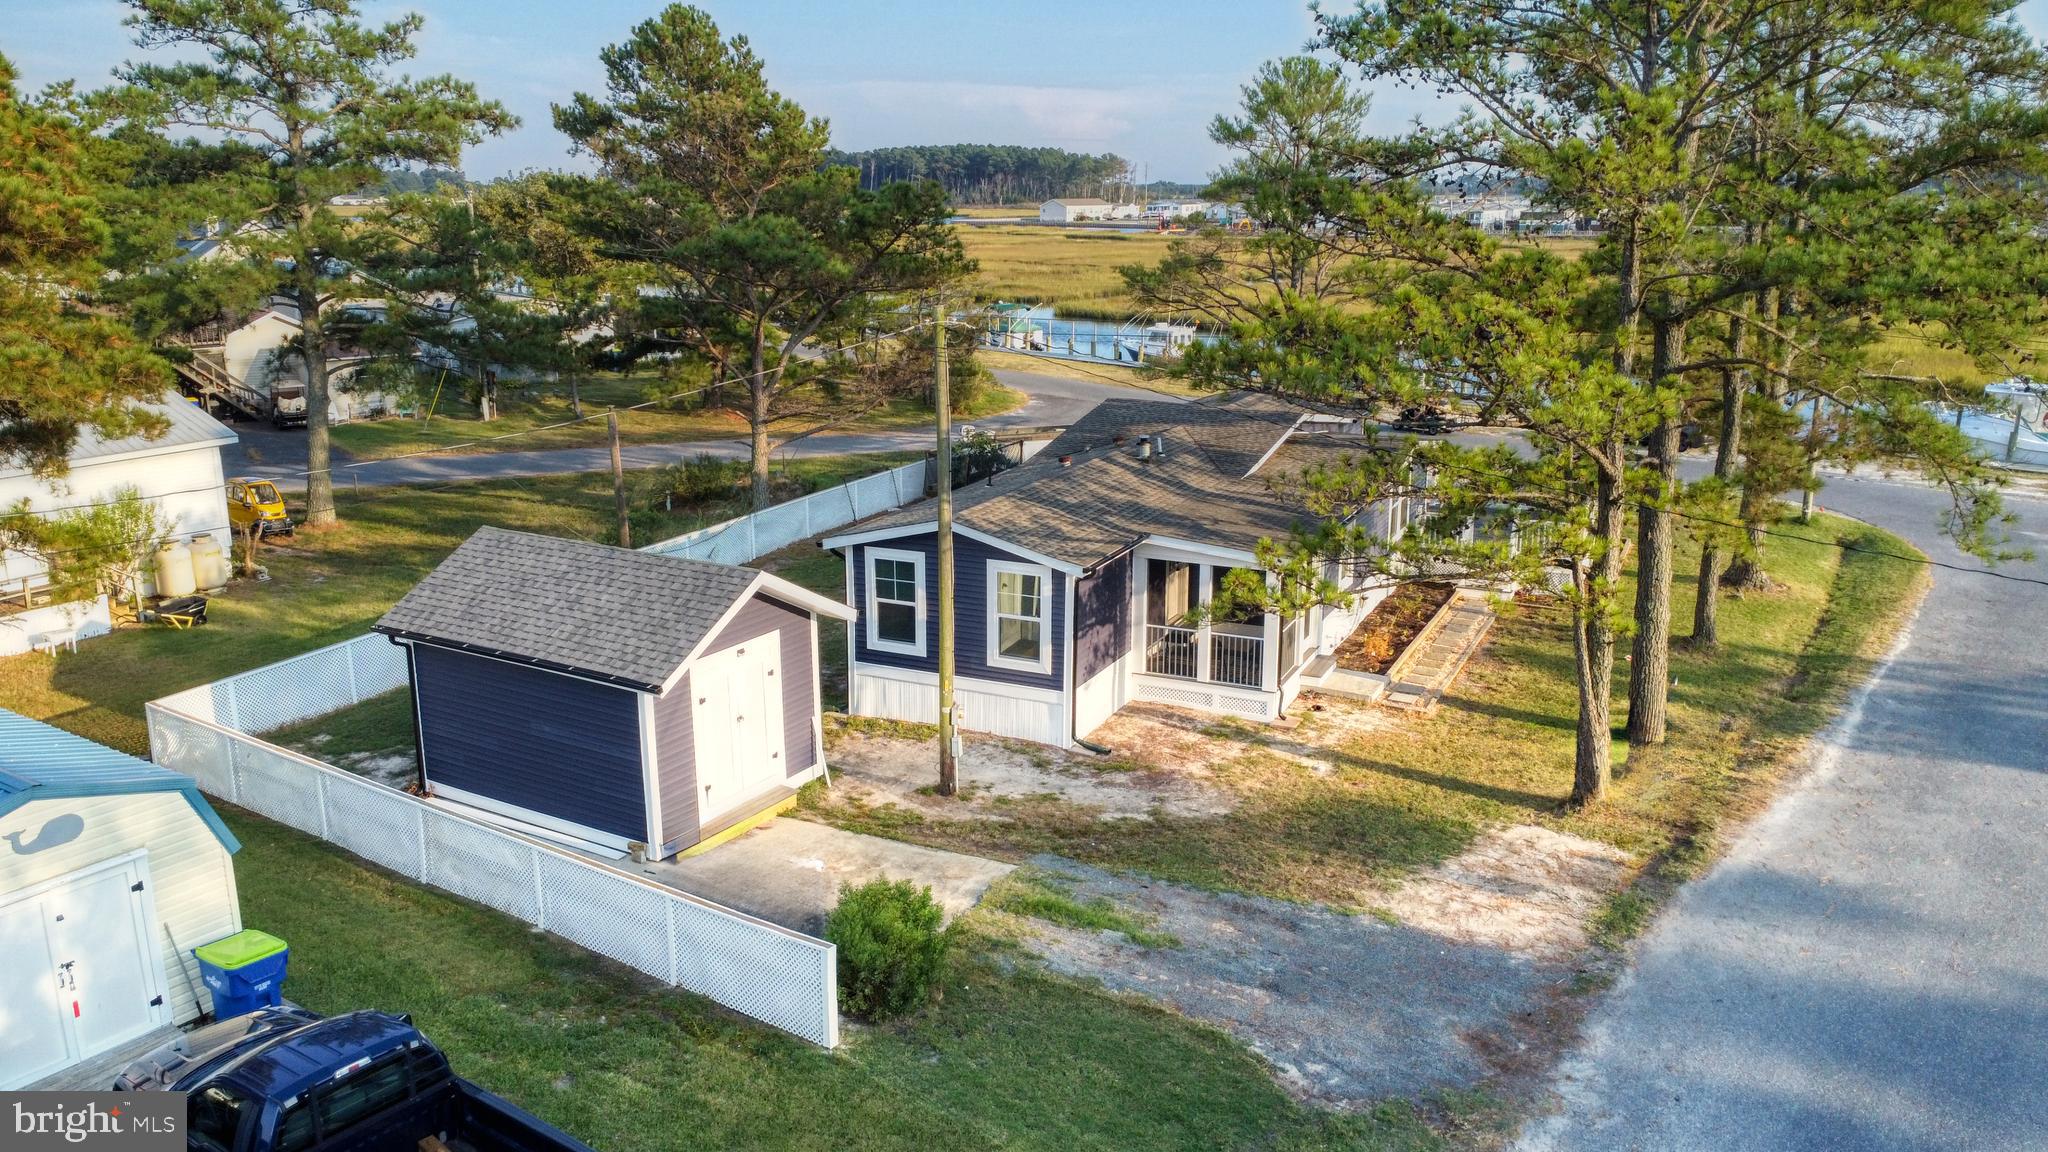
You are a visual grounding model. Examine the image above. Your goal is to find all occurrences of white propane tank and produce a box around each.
[189,534,229,591]
[155,539,197,598]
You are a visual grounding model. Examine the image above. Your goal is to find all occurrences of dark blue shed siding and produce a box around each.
[849,532,1065,691]
[413,643,647,842]
[1074,549,1132,683]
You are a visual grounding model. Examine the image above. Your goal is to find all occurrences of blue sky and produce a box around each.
[7,0,2048,184]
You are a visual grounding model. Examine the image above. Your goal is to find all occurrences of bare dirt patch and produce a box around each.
[996,855,1617,1109]
[332,750,416,789]
[824,719,1233,820]
[1371,825,1632,961]
[1088,699,1402,777]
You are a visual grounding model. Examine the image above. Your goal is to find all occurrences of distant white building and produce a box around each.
[0,395,237,652]
[1040,198,1114,223]
[1142,200,1211,220]
[1107,203,1143,220]
[217,305,395,423]
[1429,191,1533,231]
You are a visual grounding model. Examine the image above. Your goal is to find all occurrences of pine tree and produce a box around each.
[0,54,171,475]
[109,0,514,525]
[552,4,968,509]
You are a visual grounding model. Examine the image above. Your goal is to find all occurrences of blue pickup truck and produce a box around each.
[114,1008,597,1152]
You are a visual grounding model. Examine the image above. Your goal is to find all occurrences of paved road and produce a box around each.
[1520,470,2048,1151]
[232,364,1177,490]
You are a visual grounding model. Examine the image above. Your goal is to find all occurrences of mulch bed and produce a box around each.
[1334,581,1455,674]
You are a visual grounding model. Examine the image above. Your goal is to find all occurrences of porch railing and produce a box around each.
[1145,624,1199,679]
[1211,630,1265,688]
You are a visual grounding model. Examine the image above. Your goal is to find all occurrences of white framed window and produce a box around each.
[865,546,926,657]
[986,559,1053,674]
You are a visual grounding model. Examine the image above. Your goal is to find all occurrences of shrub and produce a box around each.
[825,877,951,1020]
[654,454,748,506]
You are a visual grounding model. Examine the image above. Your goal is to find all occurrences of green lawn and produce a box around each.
[975,349,1209,399]
[331,374,1024,462]
[802,515,1926,909]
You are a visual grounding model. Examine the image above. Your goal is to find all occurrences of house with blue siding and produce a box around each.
[375,528,854,861]
[822,396,1419,747]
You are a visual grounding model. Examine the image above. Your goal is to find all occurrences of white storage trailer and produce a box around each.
[0,709,243,1089]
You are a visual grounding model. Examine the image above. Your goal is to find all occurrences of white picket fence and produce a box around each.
[645,458,931,566]
[145,635,840,1048]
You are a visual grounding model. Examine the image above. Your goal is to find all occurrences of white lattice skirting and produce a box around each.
[1132,675,1276,719]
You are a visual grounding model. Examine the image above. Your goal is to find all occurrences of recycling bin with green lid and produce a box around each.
[193,929,289,1019]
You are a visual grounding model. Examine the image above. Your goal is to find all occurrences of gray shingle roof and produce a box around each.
[841,396,1365,570]
[374,527,764,691]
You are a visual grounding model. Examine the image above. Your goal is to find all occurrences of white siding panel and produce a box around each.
[1073,652,1131,741]
[0,445,231,594]
[849,663,1068,747]
[1317,580,1396,655]
[0,795,239,1024]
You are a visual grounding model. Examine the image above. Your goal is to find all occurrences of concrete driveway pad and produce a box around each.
[639,817,1012,937]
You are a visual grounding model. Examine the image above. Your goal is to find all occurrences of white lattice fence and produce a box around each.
[157,636,410,734]
[645,458,930,565]
[145,648,841,1048]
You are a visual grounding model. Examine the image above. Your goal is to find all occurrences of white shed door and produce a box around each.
[0,899,70,1088]
[690,631,787,826]
[0,855,167,1089]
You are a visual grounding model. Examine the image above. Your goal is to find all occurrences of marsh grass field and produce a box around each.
[960,221,2035,386]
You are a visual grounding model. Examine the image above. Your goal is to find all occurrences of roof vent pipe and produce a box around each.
[1153,433,1168,459]
[1135,437,1154,461]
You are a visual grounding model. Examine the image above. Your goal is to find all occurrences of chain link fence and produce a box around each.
[146,635,840,1048]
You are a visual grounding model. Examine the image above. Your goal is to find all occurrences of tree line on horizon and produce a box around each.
[825,144,1144,204]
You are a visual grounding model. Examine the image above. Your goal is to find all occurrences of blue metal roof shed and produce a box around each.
[0,709,239,852]
[0,708,248,1086]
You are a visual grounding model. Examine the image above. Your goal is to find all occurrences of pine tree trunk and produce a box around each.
[748,341,774,511]
[1571,467,1627,808]
[299,280,337,527]
[1690,308,1747,648]
[1627,320,1684,748]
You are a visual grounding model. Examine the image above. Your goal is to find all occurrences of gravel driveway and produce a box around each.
[1011,841,1625,1108]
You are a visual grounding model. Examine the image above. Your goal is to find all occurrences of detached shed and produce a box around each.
[0,709,242,1089]
[375,527,855,861]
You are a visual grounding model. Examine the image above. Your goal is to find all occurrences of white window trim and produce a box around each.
[986,558,1054,675]
[865,546,927,657]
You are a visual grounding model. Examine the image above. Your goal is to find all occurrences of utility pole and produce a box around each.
[608,408,630,547]
[935,299,958,797]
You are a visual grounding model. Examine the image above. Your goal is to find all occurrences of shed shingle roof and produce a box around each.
[374,527,768,691]
[836,396,1365,570]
